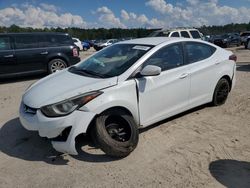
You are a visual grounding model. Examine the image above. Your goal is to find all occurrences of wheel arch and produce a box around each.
[86,106,135,136]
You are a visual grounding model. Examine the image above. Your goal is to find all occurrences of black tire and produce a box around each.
[48,59,67,74]
[91,109,139,157]
[212,78,230,106]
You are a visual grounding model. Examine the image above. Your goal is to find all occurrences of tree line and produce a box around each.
[1,22,250,40]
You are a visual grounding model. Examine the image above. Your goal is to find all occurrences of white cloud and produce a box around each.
[95,6,126,28]
[145,0,250,27]
[146,0,173,14]
[120,9,164,28]
[0,3,86,28]
[40,3,57,12]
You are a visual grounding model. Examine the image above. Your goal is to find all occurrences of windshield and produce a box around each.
[69,43,153,78]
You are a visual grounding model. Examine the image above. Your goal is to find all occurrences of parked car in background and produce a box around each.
[20,37,236,157]
[211,33,241,48]
[240,31,250,49]
[148,28,203,39]
[83,40,94,47]
[72,37,83,51]
[81,41,90,51]
[0,32,80,78]
[93,39,118,51]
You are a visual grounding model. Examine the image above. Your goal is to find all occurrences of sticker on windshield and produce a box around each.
[132,45,150,51]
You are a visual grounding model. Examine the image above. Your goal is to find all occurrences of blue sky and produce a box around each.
[0,0,250,28]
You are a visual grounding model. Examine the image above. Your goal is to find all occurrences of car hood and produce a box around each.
[22,70,117,108]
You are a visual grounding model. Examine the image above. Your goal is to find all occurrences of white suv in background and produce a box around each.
[72,37,83,51]
[149,28,203,39]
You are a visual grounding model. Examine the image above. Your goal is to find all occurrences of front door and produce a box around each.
[136,43,190,127]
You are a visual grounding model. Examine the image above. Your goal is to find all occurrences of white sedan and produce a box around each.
[19,37,236,157]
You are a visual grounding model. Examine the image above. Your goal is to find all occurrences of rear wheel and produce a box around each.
[91,109,139,157]
[212,78,230,106]
[48,59,67,74]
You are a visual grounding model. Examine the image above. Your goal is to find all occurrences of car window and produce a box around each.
[0,36,11,50]
[143,43,184,71]
[73,39,78,43]
[185,42,216,63]
[171,32,180,37]
[190,30,201,39]
[47,35,73,46]
[15,35,38,49]
[180,31,190,38]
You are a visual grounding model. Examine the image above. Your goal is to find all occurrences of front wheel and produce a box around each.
[91,109,139,157]
[212,78,230,106]
[247,40,250,49]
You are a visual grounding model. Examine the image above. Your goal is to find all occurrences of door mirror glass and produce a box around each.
[140,65,161,76]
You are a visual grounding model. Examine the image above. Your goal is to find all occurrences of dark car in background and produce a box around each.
[0,32,81,78]
[212,33,241,48]
[240,31,250,49]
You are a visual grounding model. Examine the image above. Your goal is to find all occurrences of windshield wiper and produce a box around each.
[69,66,106,78]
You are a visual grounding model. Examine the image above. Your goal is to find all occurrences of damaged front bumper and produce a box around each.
[19,102,95,155]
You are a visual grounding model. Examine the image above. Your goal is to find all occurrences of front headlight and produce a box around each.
[41,91,102,117]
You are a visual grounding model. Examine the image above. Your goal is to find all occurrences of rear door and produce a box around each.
[14,34,48,73]
[0,35,16,76]
[184,42,217,108]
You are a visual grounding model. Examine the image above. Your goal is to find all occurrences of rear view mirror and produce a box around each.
[140,65,161,76]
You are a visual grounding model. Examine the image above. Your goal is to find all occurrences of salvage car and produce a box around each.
[19,37,236,157]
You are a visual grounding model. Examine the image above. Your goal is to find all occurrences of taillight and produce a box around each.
[229,54,237,62]
[73,48,78,57]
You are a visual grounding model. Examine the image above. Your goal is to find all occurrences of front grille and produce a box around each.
[23,104,37,114]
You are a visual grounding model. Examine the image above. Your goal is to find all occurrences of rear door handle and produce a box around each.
[40,51,48,55]
[4,54,14,58]
[215,62,220,65]
[179,73,189,79]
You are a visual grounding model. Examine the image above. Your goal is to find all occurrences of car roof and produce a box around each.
[119,37,185,46]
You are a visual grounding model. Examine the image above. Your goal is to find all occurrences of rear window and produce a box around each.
[15,35,38,49]
[37,34,74,47]
[181,31,190,38]
[190,30,201,39]
[185,42,216,63]
[0,36,11,50]
[171,32,180,37]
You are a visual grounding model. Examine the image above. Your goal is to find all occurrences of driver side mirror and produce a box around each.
[140,65,161,76]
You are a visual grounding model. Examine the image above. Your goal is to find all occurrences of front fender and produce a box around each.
[82,80,140,125]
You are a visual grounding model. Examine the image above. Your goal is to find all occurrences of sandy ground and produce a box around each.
[0,46,250,188]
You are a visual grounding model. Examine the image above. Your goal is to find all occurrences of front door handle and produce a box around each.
[4,54,14,58]
[179,73,189,79]
[40,51,48,55]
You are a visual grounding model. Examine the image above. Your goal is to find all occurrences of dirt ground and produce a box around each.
[0,46,250,188]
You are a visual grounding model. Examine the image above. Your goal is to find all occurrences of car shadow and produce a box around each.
[237,63,250,72]
[0,118,119,164]
[209,159,250,188]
